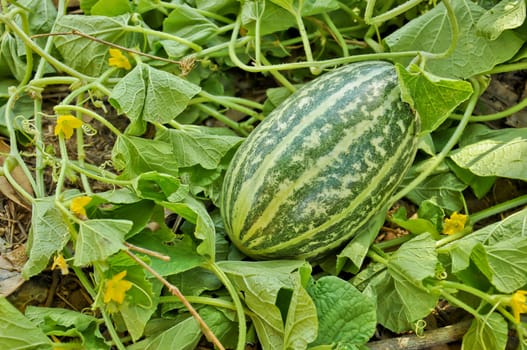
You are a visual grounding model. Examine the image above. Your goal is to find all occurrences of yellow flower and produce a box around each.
[104,271,133,304]
[51,253,69,275]
[70,196,92,218]
[442,212,468,235]
[54,115,83,139]
[511,290,527,323]
[108,48,131,70]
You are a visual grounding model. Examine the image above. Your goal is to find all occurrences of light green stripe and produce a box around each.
[230,66,391,237]
[247,106,417,252]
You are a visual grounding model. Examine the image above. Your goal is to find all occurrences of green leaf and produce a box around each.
[449,129,527,181]
[1,33,27,81]
[476,0,526,40]
[161,4,218,57]
[337,209,386,273]
[406,172,467,211]
[145,317,201,350]
[283,279,319,350]
[444,207,527,273]
[199,305,238,349]
[22,197,70,279]
[169,268,222,296]
[389,206,439,236]
[0,298,52,349]
[132,172,184,202]
[91,0,131,16]
[128,231,207,276]
[366,234,439,332]
[241,1,295,35]
[388,233,438,282]
[396,63,473,134]
[218,260,317,350]
[74,219,132,266]
[446,159,495,199]
[80,0,99,14]
[306,276,376,348]
[300,0,340,16]
[95,198,156,239]
[461,314,508,350]
[471,237,527,293]
[104,253,159,341]
[157,126,243,169]
[160,195,216,260]
[112,135,179,179]
[92,188,142,204]
[263,86,294,115]
[53,14,144,76]
[18,0,57,34]
[385,0,524,78]
[365,269,438,333]
[109,63,201,125]
[25,307,107,349]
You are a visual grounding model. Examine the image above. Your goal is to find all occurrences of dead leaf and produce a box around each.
[0,244,28,297]
[0,139,33,210]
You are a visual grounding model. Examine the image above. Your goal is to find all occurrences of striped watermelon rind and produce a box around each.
[221,61,419,260]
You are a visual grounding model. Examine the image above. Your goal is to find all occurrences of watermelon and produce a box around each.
[221,61,419,260]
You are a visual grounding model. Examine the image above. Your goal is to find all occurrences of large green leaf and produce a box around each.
[0,298,52,349]
[74,219,132,266]
[53,14,144,76]
[396,63,473,134]
[161,4,219,57]
[25,306,107,349]
[306,276,376,348]
[476,0,526,40]
[461,313,508,350]
[471,238,527,293]
[22,197,70,279]
[109,63,201,125]
[157,126,242,169]
[365,234,440,332]
[405,172,467,211]
[444,208,527,285]
[385,0,523,78]
[112,135,179,179]
[218,260,317,350]
[450,128,527,181]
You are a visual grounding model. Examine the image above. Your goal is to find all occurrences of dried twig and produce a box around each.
[31,30,184,66]
[124,249,225,350]
[367,319,472,350]
[124,241,170,261]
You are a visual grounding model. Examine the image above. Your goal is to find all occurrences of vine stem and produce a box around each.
[422,0,458,61]
[54,105,123,137]
[390,78,481,203]
[469,193,527,225]
[197,90,263,119]
[0,14,90,80]
[3,87,38,196]
[295,0,319,75]
[124,250,226,350]
[196,104,250,136]
[450,93,527,122]
[101,309,127,350]
[205,262,248,350]
[228,14,421,73]
[125,25,202,52]
[365,0,426,25]
[33,30,185,67]
[67,162,133,187]
[322,12,349,57]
